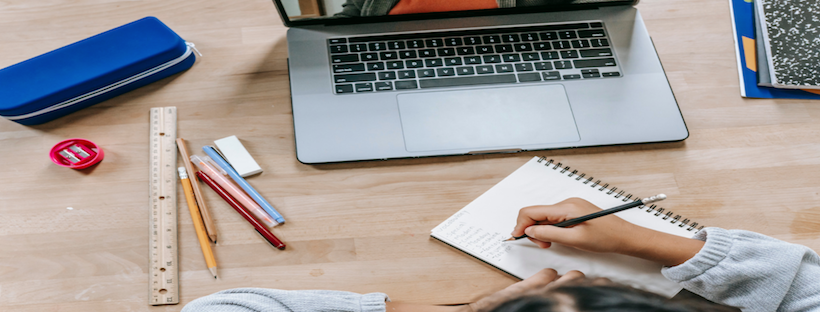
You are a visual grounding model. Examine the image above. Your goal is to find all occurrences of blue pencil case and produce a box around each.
[0,17,198,125]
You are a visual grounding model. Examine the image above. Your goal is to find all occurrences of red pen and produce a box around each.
[196,171,286,250]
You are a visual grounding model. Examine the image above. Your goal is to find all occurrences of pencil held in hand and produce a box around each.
[505,194,667,241]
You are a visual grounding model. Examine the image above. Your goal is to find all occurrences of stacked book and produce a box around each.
[729,0,820,99]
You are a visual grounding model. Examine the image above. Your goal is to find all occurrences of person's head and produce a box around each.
[489,279,738,312]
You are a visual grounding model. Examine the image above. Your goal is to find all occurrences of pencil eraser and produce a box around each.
[213,135,263,177]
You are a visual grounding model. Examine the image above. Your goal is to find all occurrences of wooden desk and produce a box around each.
[1,0,818,310]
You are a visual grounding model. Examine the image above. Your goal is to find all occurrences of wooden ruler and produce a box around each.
[148,107,179,305]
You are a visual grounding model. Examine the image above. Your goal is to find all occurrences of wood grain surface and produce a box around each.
[1,0,819,311]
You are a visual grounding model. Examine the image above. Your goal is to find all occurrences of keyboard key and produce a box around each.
[329,38,347,44]
[563,74,581,80]
[553,41,572,49]
[378,71,397,80]
[333,63,366,73]
[540,32,558,40]
[513,43,533,52]
[350,43,368,52]
[476,65,494,74]
[457,47,475,55]
[495,64,514,73]
[355,83,373,92]
[534,62,553,70]
[380,51,399,60]
[464,56,482,64]
[406,60,424,68]
[436,67,456,76]
[534,42,552,50]
[418,74,517,88]
[388,41,406,50]
[515,63,534,72]
[437,48,456,57]
[502,34,520,43]
[362,53,379,61]
[521,33,539,42]
[444,57,463,66]
[518,73,542,82]
[582,72,601,78]
[417,69,436,77]
[335,84,354,93]
[445,38,463,46]
[457,66,475,75]
[419,49,437,57]
[589,22,603,28]
[335,73,377,83]
[602,72,621,77]
[574,58,616,68]
[580,48,613,58]
[398,70,416,79]
[476,46,494,54]
[542,71,561,80]
[425,58,444,67]
[560,50,579,59]
[590,39,610,47]
[330,45,348,53]
[495,44,513,53]
[386,61,404,69]
[369,42,388,51]
[571,40,591,49]
[482,35,501,44]
[395,80,419,89]
[425,39,444,47]
[367,62,386,70]
[483,55,502,63]
[581,69,599,74]
[399,50,418,59]
[375,82,393,91]
[407,40,425,48]
[502,54,521,62]
[331,54,359,63]
[578,29,606,38]
[541,51,560,60]
[464,36,482,45]
[522,53,540,61]
[554,61,572,69]
[558,31,577,39]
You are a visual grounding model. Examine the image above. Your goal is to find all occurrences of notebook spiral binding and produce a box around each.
[536,157,704,232]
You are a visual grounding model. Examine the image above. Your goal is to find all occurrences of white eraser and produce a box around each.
[213,135,263,177]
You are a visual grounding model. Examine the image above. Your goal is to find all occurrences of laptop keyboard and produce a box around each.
[327,21,621,94]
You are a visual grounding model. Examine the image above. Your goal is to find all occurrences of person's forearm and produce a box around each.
[385,302,471,312]
[619,226,705,267]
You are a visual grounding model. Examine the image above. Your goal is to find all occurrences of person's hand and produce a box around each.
[467,269,587,312]
[510,198,642,254]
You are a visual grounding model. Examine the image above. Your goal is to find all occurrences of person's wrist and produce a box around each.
[613,224,655,257]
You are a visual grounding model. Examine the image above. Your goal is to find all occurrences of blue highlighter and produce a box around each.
[202,145,285,224]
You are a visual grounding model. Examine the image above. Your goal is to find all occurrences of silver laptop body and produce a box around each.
[276,0,688,163]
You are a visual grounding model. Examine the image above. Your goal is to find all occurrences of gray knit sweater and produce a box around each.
[182,228,820,312]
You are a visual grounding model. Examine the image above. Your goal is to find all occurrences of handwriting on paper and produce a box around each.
[434,211,511,263]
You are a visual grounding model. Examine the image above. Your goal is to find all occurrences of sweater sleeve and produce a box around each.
[181,288,389,312]
[661,227,820,312]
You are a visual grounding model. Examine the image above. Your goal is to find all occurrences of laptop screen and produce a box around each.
[278,0,633,24]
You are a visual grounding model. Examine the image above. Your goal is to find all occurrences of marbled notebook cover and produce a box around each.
[757,0,820,89]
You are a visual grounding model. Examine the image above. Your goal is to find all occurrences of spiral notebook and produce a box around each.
[431,157,704,298]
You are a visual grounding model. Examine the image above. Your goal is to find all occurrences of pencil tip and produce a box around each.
[209,267,218,279]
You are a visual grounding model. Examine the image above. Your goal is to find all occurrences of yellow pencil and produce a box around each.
[176,138,218,243]
[178,167,218,279]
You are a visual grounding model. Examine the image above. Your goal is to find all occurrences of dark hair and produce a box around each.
[489,284,739,312]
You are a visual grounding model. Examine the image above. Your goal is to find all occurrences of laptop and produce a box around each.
[273,0,688,163]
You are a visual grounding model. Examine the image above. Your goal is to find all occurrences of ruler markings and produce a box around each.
[148,107,179,305]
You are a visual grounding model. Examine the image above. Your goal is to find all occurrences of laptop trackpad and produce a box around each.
[397,85,580,152]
